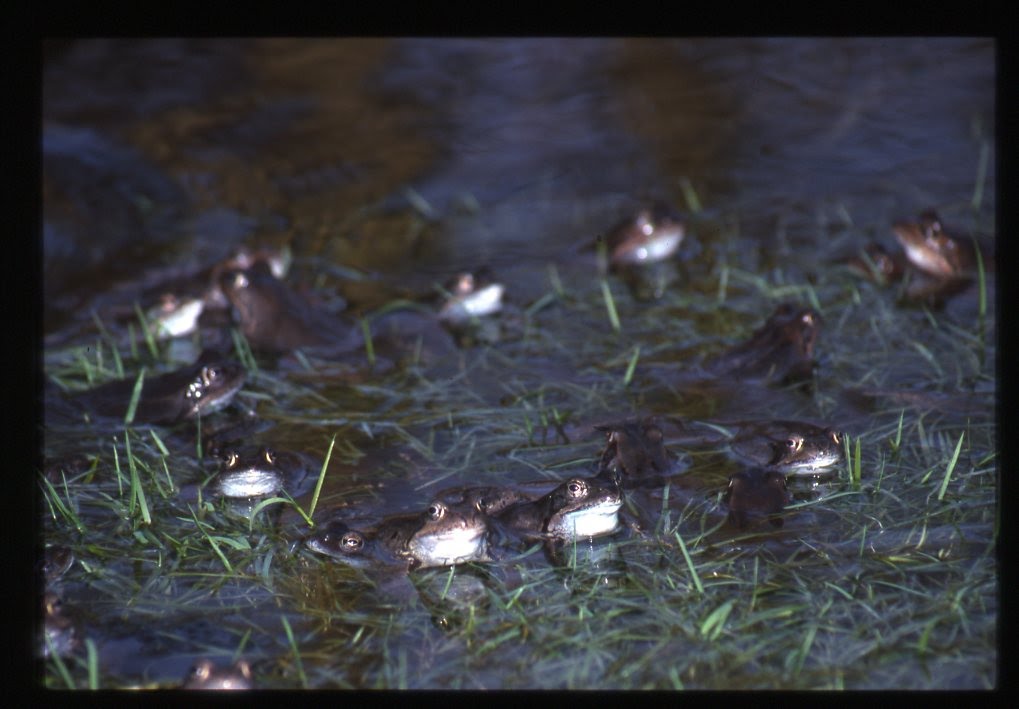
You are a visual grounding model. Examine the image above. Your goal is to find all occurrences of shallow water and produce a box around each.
[41,38,996,689]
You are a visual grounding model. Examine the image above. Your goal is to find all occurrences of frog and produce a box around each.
[145,293,207,340]
[707,303,821,385]
[724,468,791,529]
[891,210,993,304]
[41,592,79,658]
[98,245,291,345]
[180,659,254,690]
[204,245,291,309]
[209,446,312,499]
[71,349,245,424]
[435,484,539,518]
[42,545,75,583]
[218,261,362,354]
[494,475,623,542]
[601,204,686,269]
[729,420,844,475]
[306,498,490,570]
[893,210,979,280]
[594,416,677,481]
[436,268,506,326]
[845,241,907,286]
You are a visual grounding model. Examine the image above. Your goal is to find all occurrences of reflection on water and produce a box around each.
[44,38,993,325]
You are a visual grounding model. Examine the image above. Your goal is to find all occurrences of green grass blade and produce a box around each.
[679,176,702,214]
[674,530,704,594]
[936,431,965,501]
[123,367,146,426]
[124,432,151,525]
[281,615,307,688]
[307,433,337,522]
[623,345,641,387]
[600,280,621,333]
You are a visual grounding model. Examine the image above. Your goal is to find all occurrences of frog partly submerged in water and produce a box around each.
[493,474,623,542]
[181,659,254,690]
[436,268,506,326]
[707,303,821,386]
[219,261,363,354]
[306,498,490,570]
[881,209,993,304]
[70,349,245,425]
[594,416,680,481]
[41,592,80,658]
[600,204,686,269]
[208,446,313,499]
[729,420,844,475]
[724,468,791,529]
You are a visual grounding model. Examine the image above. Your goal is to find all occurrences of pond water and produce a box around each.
[41,38,996,689]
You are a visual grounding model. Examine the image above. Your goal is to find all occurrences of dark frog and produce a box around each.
[730,420,844,475]
[724,468,791,529]
[210,446,312,499]
[181,659,254,690]
[41,592,80,658]
[435,484,538,518]
[594,416,676,481]
[307,498,490,570]
[219,261,362,354]
[71,350,245,425]
[495,475,623,542]
[708,303,822,385]
[845,242,907,286]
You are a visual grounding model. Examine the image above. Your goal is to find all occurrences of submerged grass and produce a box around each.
[41,198,996,689]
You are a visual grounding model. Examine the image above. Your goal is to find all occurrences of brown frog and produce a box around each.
[71,350,245,424]
[436,269,506,326]
[181,659,254,690]
[893,210,980,280]
[210,446,312,499]
[601,204,685,269]
[494,475,623,542]
[846,242,907,286]
[730,420,844,475]
[708,303,821,385]
[219,261,362,354]
[724,468,791,529]
[892,210,994,303]
[594,416,676,481]
[307,498,490,570]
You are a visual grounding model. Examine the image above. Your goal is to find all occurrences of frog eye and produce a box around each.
[800,313,815,327]
[785,436,804,452]
[200,366,220,387]
[456,273,475,294]
[224,452,240,468]
[262,449,276,465]
[427,503,447,520]
[45,594,62,614]
[341,533,365,552]
[232,272,249,289]
[567,480,588,498]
